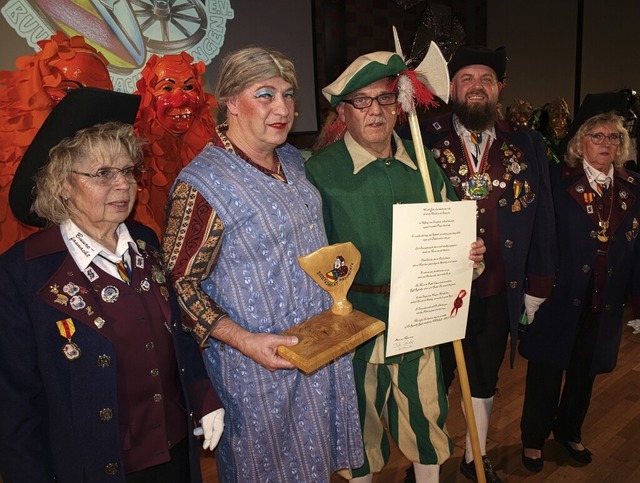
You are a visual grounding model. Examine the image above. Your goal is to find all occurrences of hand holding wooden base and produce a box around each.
[277,242,385,374]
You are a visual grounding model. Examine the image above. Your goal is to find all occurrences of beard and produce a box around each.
[453,98,499,132]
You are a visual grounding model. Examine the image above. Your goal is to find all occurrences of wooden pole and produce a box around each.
[406,111,486,483]
[453,340,485,482]
[408,114,436,203]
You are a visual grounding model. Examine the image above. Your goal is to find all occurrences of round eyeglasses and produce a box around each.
[342,93,398,110]
[72,164,146,186]
[585,132,623,145]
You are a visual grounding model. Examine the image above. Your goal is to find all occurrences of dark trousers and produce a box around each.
[520,310,599,449]
[126,438,191,483]
[440,292,510,398]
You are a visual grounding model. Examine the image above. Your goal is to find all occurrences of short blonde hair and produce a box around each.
[565,112,630,168]
[32,122,143,225]
[215,46,297,117]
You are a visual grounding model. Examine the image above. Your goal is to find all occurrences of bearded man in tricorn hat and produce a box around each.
[416,46,557,482]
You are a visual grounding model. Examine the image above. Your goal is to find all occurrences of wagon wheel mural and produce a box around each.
[130,0,208,52]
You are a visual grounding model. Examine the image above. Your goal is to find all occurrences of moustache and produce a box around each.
[366,117,387,126]
[466,88,488,98]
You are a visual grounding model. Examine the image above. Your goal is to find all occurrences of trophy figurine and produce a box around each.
[276,242,386,373]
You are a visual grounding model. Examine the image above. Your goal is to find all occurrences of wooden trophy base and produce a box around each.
[277,309,385,374]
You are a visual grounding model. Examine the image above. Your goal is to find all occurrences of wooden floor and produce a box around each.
[200,317,640,482]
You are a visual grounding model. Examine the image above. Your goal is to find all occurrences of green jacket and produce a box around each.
[306,134,457,363]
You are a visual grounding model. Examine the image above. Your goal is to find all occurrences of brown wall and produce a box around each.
[488,0,639,118]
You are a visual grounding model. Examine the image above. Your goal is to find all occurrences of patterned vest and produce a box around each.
[177,144,331,333]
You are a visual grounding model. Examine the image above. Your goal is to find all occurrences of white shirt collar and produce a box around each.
[452,114,497,142]
[345,130,417,175]
[61,220,138,272]
[582,160,614,189]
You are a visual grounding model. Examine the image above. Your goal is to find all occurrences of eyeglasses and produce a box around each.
[342,93,397,109]
[585,132,623,145]
[72,164,145,186]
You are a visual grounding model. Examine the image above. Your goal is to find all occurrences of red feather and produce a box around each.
[390,69,439,123]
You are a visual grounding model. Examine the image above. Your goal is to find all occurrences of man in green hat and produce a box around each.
[307,51,485,482]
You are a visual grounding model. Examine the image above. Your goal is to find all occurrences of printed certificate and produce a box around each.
[386,200,477,357]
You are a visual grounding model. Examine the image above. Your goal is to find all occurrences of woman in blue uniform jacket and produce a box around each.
[0,88,224,483]
[519,111,640,472]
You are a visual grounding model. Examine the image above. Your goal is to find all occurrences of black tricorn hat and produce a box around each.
[448,45,508,81]
[9,87,141,227]
[559,91,629,156]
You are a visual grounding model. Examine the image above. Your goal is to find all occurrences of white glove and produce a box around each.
[524,294,546,324]
[627,319,640,334]
[197,408,225,451]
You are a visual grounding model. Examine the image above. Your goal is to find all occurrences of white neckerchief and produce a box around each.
[582,160,613,195]
[61,220,139,282]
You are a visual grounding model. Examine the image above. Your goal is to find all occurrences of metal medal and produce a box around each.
[101,286,119,303]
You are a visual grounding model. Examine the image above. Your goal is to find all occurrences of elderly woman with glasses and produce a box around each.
[518,108,640,473]
[0,88,224,483]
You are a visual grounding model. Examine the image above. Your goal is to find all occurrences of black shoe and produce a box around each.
[555,438,592,464]
[460,455,502,482]
[521,449,543,473]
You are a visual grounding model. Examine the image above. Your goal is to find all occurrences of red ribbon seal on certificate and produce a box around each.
[450,289,468,317]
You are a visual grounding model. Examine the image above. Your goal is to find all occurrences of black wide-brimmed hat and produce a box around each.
[558,91,629,156]
[9,87,141,227]
[448,45,508,81]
